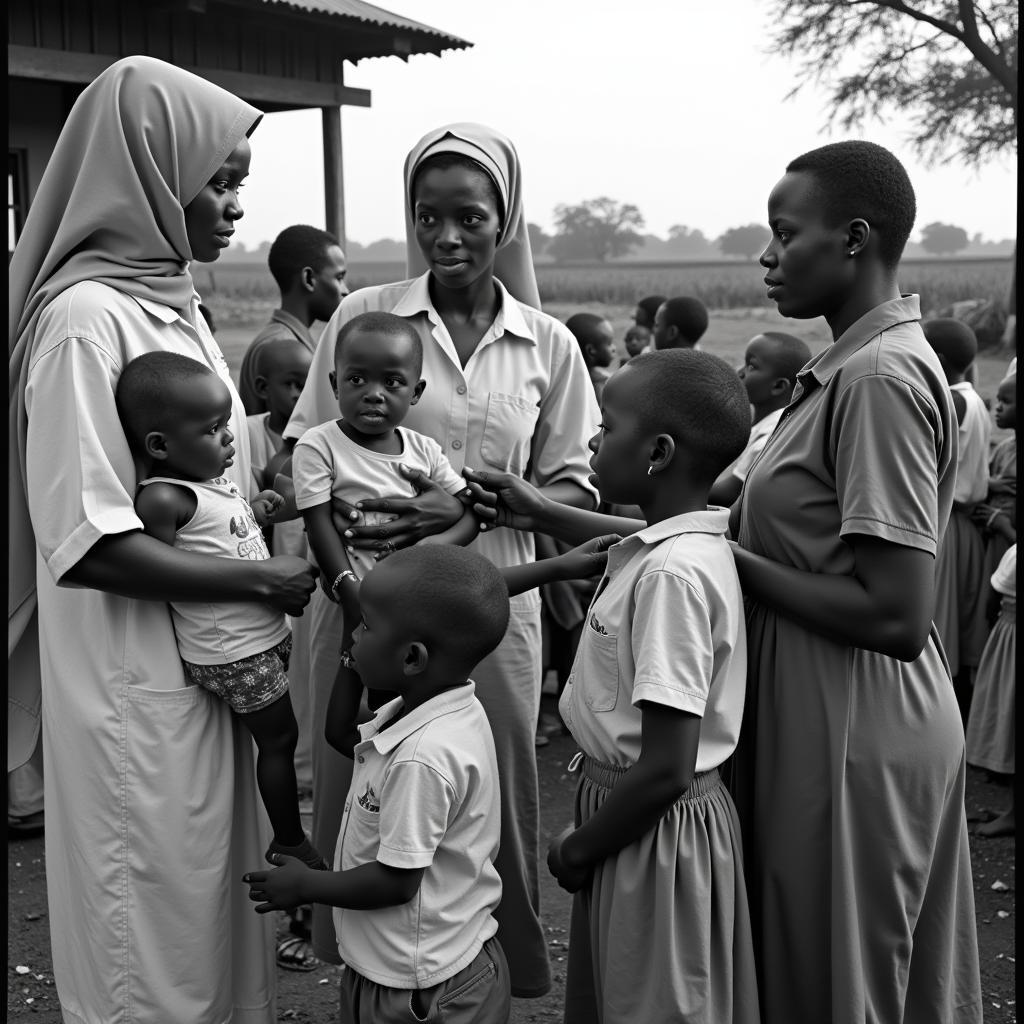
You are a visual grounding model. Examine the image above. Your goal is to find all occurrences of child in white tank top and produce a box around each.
[116,351,327,869]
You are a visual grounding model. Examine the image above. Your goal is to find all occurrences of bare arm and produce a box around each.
[462,468,644,545]
[416,505,480,550]
[62,531,318,615]
[549,704,701,891]
[731,534,935,660]
[245,856,424,913]
[499,534,619,596]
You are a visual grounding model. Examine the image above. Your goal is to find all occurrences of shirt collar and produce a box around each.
[131,293,182,324]
[619,507,731,550]
[357,680,478,755]
[270,308,316,349]
[797,294,921,394]
[390,272,537,346]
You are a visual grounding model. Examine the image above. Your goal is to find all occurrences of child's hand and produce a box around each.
[461,468,547,532]
[251,489,285,527]
[989,476,1017,497]
[547,825,591,894]
[243,854,309,914]
[554,534,620,582]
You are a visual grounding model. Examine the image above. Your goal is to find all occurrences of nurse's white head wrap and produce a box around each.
[7,55,261,768]
[403,123,541,310]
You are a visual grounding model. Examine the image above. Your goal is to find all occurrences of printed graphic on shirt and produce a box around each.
[216,477,270,561]
[357,782,380,813]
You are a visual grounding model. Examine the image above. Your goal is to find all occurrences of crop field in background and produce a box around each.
[193,256,1013,330]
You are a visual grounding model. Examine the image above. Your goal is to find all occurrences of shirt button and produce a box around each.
[457,384,467,395]
[452,439,463,450]
[357,755,364,763]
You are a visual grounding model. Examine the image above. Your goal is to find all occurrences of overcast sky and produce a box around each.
[232,0,1017,250]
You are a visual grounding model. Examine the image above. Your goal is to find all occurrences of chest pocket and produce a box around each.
[577,628,620,712]
[480,392,540,476]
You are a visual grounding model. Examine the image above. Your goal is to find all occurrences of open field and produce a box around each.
[215,302,1014,447]
[193,256,1014,332]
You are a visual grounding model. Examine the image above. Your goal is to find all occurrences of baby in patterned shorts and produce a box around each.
[115,351,326,869]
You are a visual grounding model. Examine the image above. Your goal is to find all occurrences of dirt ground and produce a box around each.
[6,685,1017,1022]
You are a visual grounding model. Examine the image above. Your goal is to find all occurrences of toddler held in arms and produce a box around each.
[116,351,326,868]
[291,311,478,709]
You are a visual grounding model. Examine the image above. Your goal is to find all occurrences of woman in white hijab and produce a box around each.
[8,56,317,1022]
[285,123,600,997]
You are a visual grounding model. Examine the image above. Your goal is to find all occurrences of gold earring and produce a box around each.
[647,466,654,476]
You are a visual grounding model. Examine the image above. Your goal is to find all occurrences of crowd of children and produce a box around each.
[8,54,1013,1024]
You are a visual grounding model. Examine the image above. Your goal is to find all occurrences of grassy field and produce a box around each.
[194,256,1013,331]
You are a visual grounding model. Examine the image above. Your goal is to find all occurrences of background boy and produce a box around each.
[709,332,811,507]
[566,312,617,402]
[652,295,709,351]
[924,317,991,723]
[238,224,348,415]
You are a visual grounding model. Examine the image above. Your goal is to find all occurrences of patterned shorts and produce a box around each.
[183,635,292,714]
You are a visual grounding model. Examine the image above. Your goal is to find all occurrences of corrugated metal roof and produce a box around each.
[257,0,471,50]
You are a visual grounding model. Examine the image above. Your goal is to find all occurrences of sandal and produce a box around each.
[276,934,319,972]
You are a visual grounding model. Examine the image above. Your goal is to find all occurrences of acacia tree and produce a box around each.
[770,1,1017,166]
[920,221,971,254]
[717,224,771,259]
[549,198,645,262]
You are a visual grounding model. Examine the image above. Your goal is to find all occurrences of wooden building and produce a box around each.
[7,0,470,252]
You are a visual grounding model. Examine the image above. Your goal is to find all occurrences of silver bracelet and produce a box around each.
[330,570,358,600]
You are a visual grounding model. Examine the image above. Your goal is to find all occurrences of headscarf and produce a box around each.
[7,55,261,768]
[403,123,541,309]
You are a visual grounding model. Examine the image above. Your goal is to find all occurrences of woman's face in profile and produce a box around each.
[760,170,852,321]
[413,164,502,291]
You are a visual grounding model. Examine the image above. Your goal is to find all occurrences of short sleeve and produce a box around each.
[833,374,942,553]
[25,336,143,582]
[630,569,713,716]
[376,759,457,870]
[991,546,1016,597]
[419,434,468,495]
[292,433,336,510]
[529,335,600,504]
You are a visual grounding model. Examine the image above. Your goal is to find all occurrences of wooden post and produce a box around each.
[322,105,345,248]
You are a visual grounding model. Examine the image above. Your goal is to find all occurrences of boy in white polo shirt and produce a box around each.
[244,540,616,1023]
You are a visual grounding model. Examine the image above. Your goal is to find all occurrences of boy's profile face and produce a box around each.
[587,367,651,506]
[154,374,235,481]
[994,377,1016,430]
[259,346,312,421]
[652,304,677,350]
[330,329,426,438]
[309,244,349,323]
[585,320,616,369]
[737,335,783,406]
[634,304,655,330]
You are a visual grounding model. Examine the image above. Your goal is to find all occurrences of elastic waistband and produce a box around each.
[574,753,721,800]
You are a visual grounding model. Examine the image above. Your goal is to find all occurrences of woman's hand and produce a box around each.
[259,556,319,616]
[988,476,1017,498]
[546,826,591,894]
[461,467,550,532]
[553,534,620,582]
[333,466,464,557]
